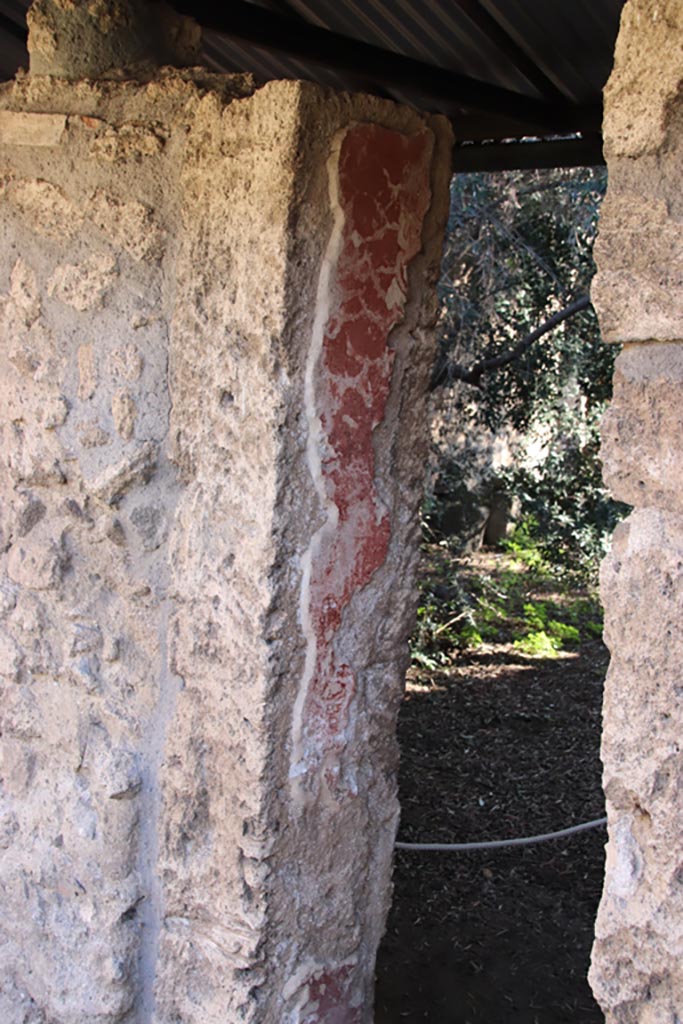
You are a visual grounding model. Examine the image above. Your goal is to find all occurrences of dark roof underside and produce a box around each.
[0,0,626,170]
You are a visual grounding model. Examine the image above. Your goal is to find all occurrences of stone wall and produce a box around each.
[590,0,683,1019]
[0,44,451,1024]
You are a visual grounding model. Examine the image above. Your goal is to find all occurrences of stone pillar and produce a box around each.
[590,1,683,1019]
[0,7,451,1022]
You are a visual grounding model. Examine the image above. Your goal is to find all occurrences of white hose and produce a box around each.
[395,816,607,852]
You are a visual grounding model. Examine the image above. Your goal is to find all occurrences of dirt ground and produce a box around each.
[374,575,608,1023]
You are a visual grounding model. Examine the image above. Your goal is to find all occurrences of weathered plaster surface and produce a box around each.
[0,70,251,1024]
[0,44,452,1024]
[291,123,433,806]
[594,506,683,1022]
[593,0,683,346]
[27,0,200,79]
[602,0,683,158]
[591,0,683,1019]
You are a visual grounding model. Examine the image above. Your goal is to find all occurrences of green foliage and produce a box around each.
[430,166,628,586]
[513,630,562,658]
[512,601,581,657]
[412,559,479,663]
[436,169,612,430]
[409,543,603,669]
[503,442,629,584]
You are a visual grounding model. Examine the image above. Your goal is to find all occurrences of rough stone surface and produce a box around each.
[0,68,192,1024]
[0,110,66,146]
[601,344,683,510]
[592,508,683,1022]
[603,0,683,158]
[590,0,683,1018]
[593,192,683,344]
[593,0,683,346]
[0,59,452,1024]
[27,0,201,79]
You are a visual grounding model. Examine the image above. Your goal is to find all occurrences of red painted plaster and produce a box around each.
[301,965,361,1024]
[302,123,432,792]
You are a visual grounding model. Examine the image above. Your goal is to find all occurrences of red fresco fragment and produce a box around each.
[301,965,361,1024]
[302,123,432,786]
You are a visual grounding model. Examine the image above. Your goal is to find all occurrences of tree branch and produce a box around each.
[431,294,591,391]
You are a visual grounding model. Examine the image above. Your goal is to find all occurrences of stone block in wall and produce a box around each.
[592,0,683,347]
[601,343,683,509]
[592,193,683,344]
[602,0,683,158]
[591,508,683,1021]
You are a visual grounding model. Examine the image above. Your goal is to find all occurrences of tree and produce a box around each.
[428,167,626,581]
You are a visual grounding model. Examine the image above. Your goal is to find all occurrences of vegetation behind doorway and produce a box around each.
[374,166,625,1021]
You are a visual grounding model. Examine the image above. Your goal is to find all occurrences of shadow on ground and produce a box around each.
[375,636,607,1023]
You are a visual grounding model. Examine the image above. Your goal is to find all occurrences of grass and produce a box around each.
[411,527,603,669]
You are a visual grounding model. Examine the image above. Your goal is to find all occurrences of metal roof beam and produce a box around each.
[452,133,605,172]
[450,0,567,103]
[0,9,27,44]
[169,0,598,133]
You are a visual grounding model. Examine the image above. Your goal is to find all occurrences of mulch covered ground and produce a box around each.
[374,560,608,1023]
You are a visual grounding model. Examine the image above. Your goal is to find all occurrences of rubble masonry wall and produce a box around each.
[0,64,451,1024]
[590,0,683,1019]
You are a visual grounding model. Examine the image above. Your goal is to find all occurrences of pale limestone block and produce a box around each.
[89,442,157,504]
[5,316,61,383]
[0,740,37,798]
[592,270,683,345]
[9,259,40,327]
[38,395,69,430]
[111,389,136,440]
[88,122,167,163]
[603,0,683,157]
[0,630,23,681]
[591,508,683,1021]
[77,343,97,400]
[592,191,683,343]
[7,526,67,591]
[0,808,19,850]
[90,513,126,549]
[77,419,110,447]
[7,446,66,489]
[2,678,44,740]
[82,733,141,801]
[0,582,18,619]
[110,343,144,381]
[88,189,165,262]
[6,178,84,240]
[0,111,66,147]
[47,253,118,312]
[601,342,683,510]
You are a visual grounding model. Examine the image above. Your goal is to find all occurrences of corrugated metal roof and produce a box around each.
[0,0,626,168]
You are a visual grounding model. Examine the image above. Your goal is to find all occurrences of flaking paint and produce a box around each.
[291,122,432,807]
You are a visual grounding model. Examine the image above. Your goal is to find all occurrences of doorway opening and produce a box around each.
[375,164,624,1022]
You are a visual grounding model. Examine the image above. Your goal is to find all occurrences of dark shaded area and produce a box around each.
[375,637,607,1023]
[0,0,622,167]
